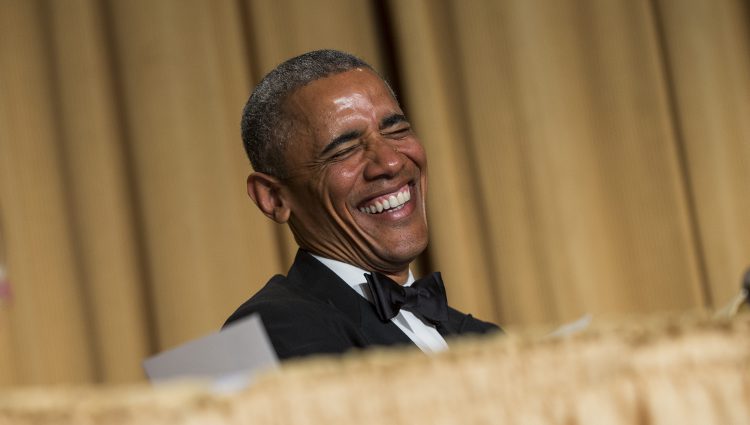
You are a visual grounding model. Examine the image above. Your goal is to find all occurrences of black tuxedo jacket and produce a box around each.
[224,250,500,360]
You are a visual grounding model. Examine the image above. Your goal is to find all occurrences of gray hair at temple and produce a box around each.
[241,49,393,179]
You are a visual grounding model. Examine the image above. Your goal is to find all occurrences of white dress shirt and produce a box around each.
[311,254,449,354]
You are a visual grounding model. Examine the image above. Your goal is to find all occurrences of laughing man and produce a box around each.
[225,50,499,360]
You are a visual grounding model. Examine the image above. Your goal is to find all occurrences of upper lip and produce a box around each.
[357,180,414,207]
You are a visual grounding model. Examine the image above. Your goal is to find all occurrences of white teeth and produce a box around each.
[360,186,412,214]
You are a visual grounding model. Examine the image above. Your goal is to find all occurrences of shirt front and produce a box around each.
[311,254,449,354]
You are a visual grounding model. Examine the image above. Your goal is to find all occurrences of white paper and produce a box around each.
[547,314,592,338]
[143,314,278,391]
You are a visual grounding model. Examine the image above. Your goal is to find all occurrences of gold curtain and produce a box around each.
[0,0,748,385]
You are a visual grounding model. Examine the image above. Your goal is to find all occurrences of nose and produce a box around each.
[362,136,404,180]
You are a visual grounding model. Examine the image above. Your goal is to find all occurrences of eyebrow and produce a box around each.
[379,113,408,130]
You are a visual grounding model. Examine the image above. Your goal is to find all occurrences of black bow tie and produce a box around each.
[365,272,449,324]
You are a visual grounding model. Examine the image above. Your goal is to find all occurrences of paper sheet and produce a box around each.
[143,314,278,391]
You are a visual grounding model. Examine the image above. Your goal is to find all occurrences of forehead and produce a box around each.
[284,68,400,137]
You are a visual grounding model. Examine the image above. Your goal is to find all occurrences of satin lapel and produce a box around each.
[359,303,413,346]
[286,251,413,347]
[286,250,363,322]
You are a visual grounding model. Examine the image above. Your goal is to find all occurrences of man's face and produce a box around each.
[279,68,428,274]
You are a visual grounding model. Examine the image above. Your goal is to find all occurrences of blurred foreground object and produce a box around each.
[1,312,750,425]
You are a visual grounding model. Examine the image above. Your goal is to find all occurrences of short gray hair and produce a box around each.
[241,50,378,178]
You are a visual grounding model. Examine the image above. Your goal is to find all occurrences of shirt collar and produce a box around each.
[310,254,415,300]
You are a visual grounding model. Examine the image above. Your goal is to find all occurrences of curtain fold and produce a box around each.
[655,0,750,306]
[0,0,95,384]
[102,0,282,349]
[390,0,709,325]
[0,0,747,385]
[47,0,151,383]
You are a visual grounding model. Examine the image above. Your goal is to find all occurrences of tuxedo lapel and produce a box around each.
[359,303,413,346]
[286,250,413,347]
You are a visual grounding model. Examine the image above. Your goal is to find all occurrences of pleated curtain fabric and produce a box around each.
[0,0,748,385]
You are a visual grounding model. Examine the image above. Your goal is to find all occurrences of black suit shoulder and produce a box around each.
[224,274,311,325]
[446,307,500,335]
[224,250,502,360]
[224,275,366,359]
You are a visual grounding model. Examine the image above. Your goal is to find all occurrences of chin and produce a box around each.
[378,237,428,267]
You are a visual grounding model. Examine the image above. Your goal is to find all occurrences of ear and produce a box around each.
[247,172,291,223]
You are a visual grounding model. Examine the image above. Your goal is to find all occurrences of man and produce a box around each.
[225,49,499,360]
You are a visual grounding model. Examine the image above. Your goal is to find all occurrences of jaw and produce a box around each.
[346,181,429,271]
[288,171,429,274]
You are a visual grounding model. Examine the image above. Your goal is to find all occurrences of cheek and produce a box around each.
[402,140,428,171]
[319,166,361,206]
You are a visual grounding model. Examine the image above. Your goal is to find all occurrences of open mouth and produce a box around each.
[358,184,411,214]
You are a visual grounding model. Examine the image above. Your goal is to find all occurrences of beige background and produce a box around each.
[0,0,748,385]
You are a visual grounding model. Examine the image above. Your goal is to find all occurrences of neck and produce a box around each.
[382,269,409,285]
[305,249,412,285]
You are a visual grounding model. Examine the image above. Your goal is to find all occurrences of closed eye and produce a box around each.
[320,130,362,157]
[328,143,360,160]
[379,113,412,139]
[383,125,412,138]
